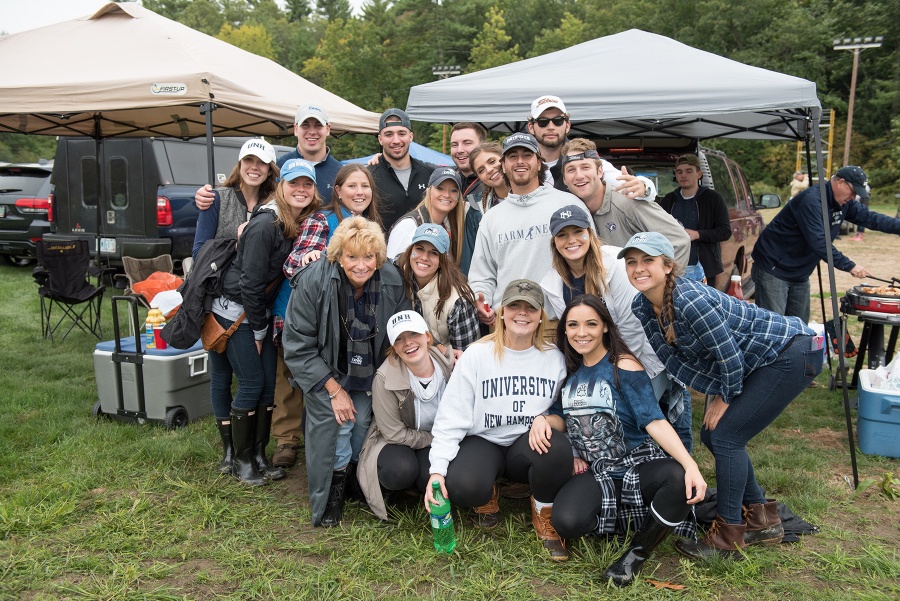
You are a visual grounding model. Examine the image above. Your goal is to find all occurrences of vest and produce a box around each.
[416,277,460,347]
[214,186,250,240]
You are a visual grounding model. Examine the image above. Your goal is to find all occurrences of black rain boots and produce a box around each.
[216,418,233,474]
[253,405,286,480]
[230,408,267,486]
[603,514,671,586]
[321,467,349,527]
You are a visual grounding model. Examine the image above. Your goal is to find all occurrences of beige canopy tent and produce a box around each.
[0,1,379,138]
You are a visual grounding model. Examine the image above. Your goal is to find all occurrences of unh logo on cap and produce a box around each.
[559,210,572,219]
[423,226,440,237]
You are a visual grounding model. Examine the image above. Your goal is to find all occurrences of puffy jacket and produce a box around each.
[368,157,436,229]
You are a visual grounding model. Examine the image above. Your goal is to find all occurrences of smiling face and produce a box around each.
[624,249,671,296]
[340,247,378,290]
[553,225,590,265]
[282,176,316,217]
[239,155,271,190]
[392,330,433,369]
[294,118,330,158]
[472,151,504,190]
[565,304,609,364]
[502,148,541,190]
[450,128,480,175]
[378,124,413,161]
[336,170,373,215]
[562,158,604,211]
[409,241,440,286]
[429,180,460,220]
[527,107,570,152]
[501,299,541,341]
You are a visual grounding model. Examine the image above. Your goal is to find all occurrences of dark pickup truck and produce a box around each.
[47,137,290,267]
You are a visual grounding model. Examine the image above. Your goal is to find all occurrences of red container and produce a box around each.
[153,325,168,350]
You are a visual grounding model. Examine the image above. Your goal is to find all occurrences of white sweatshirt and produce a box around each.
[467,183,590,308]
[428,341,566,476]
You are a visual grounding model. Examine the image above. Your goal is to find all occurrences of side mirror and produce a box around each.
[755,194,781,209]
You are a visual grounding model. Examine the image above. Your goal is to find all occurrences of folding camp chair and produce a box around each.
[33,239,114,341]
[116,255,175,308]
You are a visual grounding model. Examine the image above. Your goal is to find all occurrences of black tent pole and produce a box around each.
[200,101,217,187]
[813,120,859,488]
[93,114,103,269]
[805,141,833,375]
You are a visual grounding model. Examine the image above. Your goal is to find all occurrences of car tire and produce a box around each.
[4,255,34,267]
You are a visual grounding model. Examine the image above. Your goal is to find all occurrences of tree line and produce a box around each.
[2,0,897,201]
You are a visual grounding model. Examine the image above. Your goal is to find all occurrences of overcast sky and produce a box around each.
[0,1,362,35]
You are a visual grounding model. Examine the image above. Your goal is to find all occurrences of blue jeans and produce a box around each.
[683,263,706,283]
[334,389,372,469]
[751,263,811,323]
[208,314,276,417]
[700,335,822,523]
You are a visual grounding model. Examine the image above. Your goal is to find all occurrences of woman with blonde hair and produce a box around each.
[283,216,411,527]
[425,279,573,560]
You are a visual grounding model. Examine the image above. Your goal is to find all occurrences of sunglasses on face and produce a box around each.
[532,115,569,127]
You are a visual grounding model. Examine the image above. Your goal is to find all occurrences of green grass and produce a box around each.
[1,262,899,600]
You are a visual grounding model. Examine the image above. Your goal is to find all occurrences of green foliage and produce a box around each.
[216,22,276,60]
[528,12,590,58]
[0,134,57,164]
[317,0,352,22]
[467,6,520,73]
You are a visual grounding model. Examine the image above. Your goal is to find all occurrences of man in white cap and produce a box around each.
[194,103,342,208]
[527,94,656,201]
[468,133,590,326]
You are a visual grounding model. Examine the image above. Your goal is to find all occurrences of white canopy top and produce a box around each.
[406,29,821,141]
[0,2,379,138]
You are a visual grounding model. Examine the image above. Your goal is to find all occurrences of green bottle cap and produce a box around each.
[431,481,440,489]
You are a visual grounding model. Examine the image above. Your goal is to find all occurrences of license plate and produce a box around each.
[100,238,116,254]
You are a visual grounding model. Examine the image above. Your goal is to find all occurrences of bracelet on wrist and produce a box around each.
[328,388,341,400]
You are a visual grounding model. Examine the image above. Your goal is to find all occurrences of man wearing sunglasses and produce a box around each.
[559,138,690,268]
[527,95,656,201]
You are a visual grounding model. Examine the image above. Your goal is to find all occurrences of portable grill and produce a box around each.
[844,283,900,315]
[838,280,900,389]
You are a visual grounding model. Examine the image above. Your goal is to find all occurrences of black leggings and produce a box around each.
[444,432,573,506]
[377,445,431,492]
[552,458,690,539]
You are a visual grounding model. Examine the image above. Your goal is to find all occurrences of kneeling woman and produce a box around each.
[621,232,821,559]
[358,311,455,520]
[425,280,573,560]
[536,295,705,586]
[283,216,411,527]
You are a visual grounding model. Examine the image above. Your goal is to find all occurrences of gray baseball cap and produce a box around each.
[501,279,544,310]
[379,108,412,132]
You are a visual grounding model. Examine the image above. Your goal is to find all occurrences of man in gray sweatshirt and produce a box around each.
[468,133,590,326]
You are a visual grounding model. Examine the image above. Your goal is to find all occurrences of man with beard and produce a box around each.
[468,133,590,326]
[369,108,436,228]
[527,95,656,201]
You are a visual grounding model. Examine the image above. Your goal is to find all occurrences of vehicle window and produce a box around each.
[0,169,49,196]
[705,154,737,209]
[160,140,242,185]
[109,157,128,208]
[730,161,753,209]
[615,161,679,197]
[81,157,99,207]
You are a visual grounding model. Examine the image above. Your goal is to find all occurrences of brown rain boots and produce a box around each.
[676,514,746,560]
[473,484,500,529]
[744,500,784,545]
[531,497,569,561]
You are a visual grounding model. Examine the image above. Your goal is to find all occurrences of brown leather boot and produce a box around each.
[473,484,500,529]
[531,497,569,561]
[676,515,746,560]
[744,500,784,545]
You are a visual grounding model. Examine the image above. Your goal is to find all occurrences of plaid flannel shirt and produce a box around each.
[273,212,329,342]
[631,278,809,403]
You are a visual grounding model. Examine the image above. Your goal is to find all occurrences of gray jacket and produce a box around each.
[282,256,411,526]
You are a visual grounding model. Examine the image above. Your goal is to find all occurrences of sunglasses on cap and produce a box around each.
[531,115,569,127]
[558,150,601,170]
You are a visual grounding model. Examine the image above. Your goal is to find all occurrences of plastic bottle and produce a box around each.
[144,308,164,349]
[429,481,456,554]
[727,275,744,300]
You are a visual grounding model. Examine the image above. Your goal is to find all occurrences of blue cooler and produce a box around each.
[857,370,900,459]
[92,296,211,429]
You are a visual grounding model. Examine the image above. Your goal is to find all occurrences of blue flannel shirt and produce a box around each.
[631,278,811,403]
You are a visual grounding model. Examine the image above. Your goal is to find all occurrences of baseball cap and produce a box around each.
[411,223,450,254]
[617,232,676,260]
[501,279,544,310]
[386,310,429,345]
[502,133,540,156]
[549,204,592,237]
[239,139,276,165]
[530,95,568,120]
[280,158,317,184]
[295,104,329,126]
[379,108,412,132]
[428,167,462,190]
[835,166,869,200]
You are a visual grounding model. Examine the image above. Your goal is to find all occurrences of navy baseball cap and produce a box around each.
[549,204,592,236]
[617,232,675,260]
[835,166,869,200]
[502,133,540,155]
[428,167,462,190]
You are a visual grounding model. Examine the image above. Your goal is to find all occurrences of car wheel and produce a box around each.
[164,406,189,430]
[4,255,34,267]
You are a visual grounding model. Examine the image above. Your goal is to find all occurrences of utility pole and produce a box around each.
[431,65,461,154]
[833,36,883,166]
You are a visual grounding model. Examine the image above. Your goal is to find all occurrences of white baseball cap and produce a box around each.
[530,95,568,119]
[239,138,276,164]
[386,310,429,345]
[295,104,329,126]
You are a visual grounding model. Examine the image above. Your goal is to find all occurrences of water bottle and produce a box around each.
[727,275,744,300]
[429,481,456,554]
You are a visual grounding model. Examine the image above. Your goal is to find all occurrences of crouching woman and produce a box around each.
[358,311,455,520]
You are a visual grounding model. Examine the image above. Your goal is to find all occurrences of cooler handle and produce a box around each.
[189,353,208,377]
[883,398,900,415]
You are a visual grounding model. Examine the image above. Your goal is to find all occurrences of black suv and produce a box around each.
[0,160,53,265]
